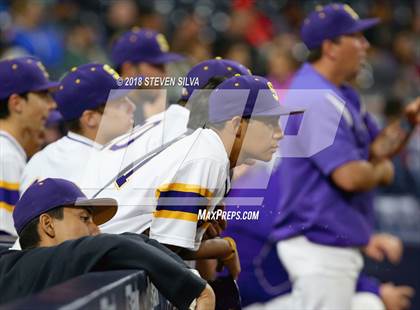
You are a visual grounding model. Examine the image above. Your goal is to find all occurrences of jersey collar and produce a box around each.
[66,131,103,149]
[144,111,165,124]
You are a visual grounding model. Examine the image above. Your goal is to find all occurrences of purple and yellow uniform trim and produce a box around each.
[154,183,213,222]
[0,181,20,212]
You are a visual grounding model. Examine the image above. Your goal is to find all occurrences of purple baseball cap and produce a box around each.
[301,3,379,49]
[0,56,58,100]
[180,57,252,101]
[54,63,132,121]
[111,27,183,67]
[209,75,302,123]
[13,178,118,235]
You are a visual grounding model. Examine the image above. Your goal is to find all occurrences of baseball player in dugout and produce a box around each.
[0,178,215,309]
[19,63,135,194]
[111,27,183,125]
[80,57,253,290]
[271,3,420,310]
[94,75,300,281]
[0,56,57,236]
[85,57,252,193]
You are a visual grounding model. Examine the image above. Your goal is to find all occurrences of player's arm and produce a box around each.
[150,185,210,251]
[330,98,420,192]
[43,234,211,310]
[331,158,394,192]
[0,156,21,234]
[358,272,415,310]
[362,233,403,264]
[121,232,187,266]
[369,97,420,160]
[196,284,216,310]
[0,162,20,210]
[116,233,217,309]
[151,200,240,279]
[150,159,227,250]
[95,234,212,310]
[179,237,241,280]
[307,94,394,193]
[326,108,397,192]
[380,283,414,310]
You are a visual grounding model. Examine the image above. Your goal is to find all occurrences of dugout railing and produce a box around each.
[1,269,175,310]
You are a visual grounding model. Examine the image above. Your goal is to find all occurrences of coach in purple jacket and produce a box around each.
[271,3,419,310]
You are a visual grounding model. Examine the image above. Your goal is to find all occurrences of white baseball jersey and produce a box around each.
[20,131,101,194]
[81,104,189,195]
[96,128,230,250]
[0,130,26,235]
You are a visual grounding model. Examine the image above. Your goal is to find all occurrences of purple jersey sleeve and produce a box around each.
[311,114,362,177]
[356,273,381,296]
[364,113,381,140]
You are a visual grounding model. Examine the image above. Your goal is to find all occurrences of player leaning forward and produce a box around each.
[96,75,295,273]
[84,58,252,190]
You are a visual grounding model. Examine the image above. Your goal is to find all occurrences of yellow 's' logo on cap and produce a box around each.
[343,4,359,20]
[103,64,121,80]
[36,61,49,78]
[156,34,169,52]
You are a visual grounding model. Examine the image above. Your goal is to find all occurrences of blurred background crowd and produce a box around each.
[0,0,419,245]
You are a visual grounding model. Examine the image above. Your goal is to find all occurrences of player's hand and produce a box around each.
[370,122,407,160]
[195,283,215,310]
[217,251,241,280]
[204,204,227,239]
[205,220,227,239]
[404,97,420,127]
[363,233,403,264]
[380,282,415,310]
[232,161,255,181]
[377,159,395,186]
[370,98,419,160]
[217,237,241,280]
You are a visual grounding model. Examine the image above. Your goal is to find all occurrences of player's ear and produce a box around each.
[230,116,242,136]
[39,213,56,238]
[7,93,25,115]
[321,39,339,60]
[80,110,101,128]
